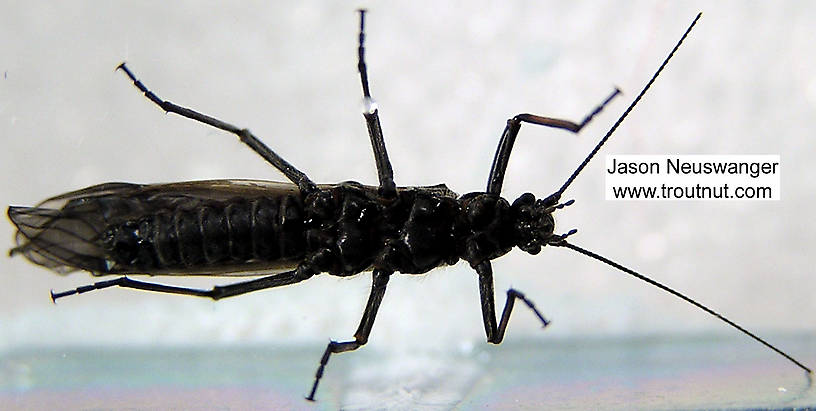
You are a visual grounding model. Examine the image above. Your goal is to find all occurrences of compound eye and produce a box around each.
[538,214,555,236]
[520,242,542,255]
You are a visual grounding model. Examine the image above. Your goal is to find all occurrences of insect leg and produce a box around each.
[115,63,318,195]
[357,10,397,199]
[486,88,621,195]
[306,269,391,401]
[50,266,315,302]
[475,261,549,343]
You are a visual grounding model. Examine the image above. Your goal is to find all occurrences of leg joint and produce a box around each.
[507,288,523,298]
[353,334,369,345]
[209,286,226,301]
[238,128,252,142]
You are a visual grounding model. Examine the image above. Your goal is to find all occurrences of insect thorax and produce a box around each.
[303,183,463,275]
[303,185,559,275]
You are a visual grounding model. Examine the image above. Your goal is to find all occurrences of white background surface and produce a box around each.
[1,1,815,362]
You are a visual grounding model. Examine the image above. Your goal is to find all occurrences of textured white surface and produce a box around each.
[1,0,815,362]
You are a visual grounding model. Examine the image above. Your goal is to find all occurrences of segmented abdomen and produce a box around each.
[103,195,305,272]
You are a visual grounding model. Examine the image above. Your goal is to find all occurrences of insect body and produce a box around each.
[7,10,811,402]
[12,179,479,277]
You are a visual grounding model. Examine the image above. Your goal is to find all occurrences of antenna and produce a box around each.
[556,240,813,375]
[549,11,812,376]
[554,12,702,199]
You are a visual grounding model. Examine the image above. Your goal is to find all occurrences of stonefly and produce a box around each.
[7,10,811,401]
